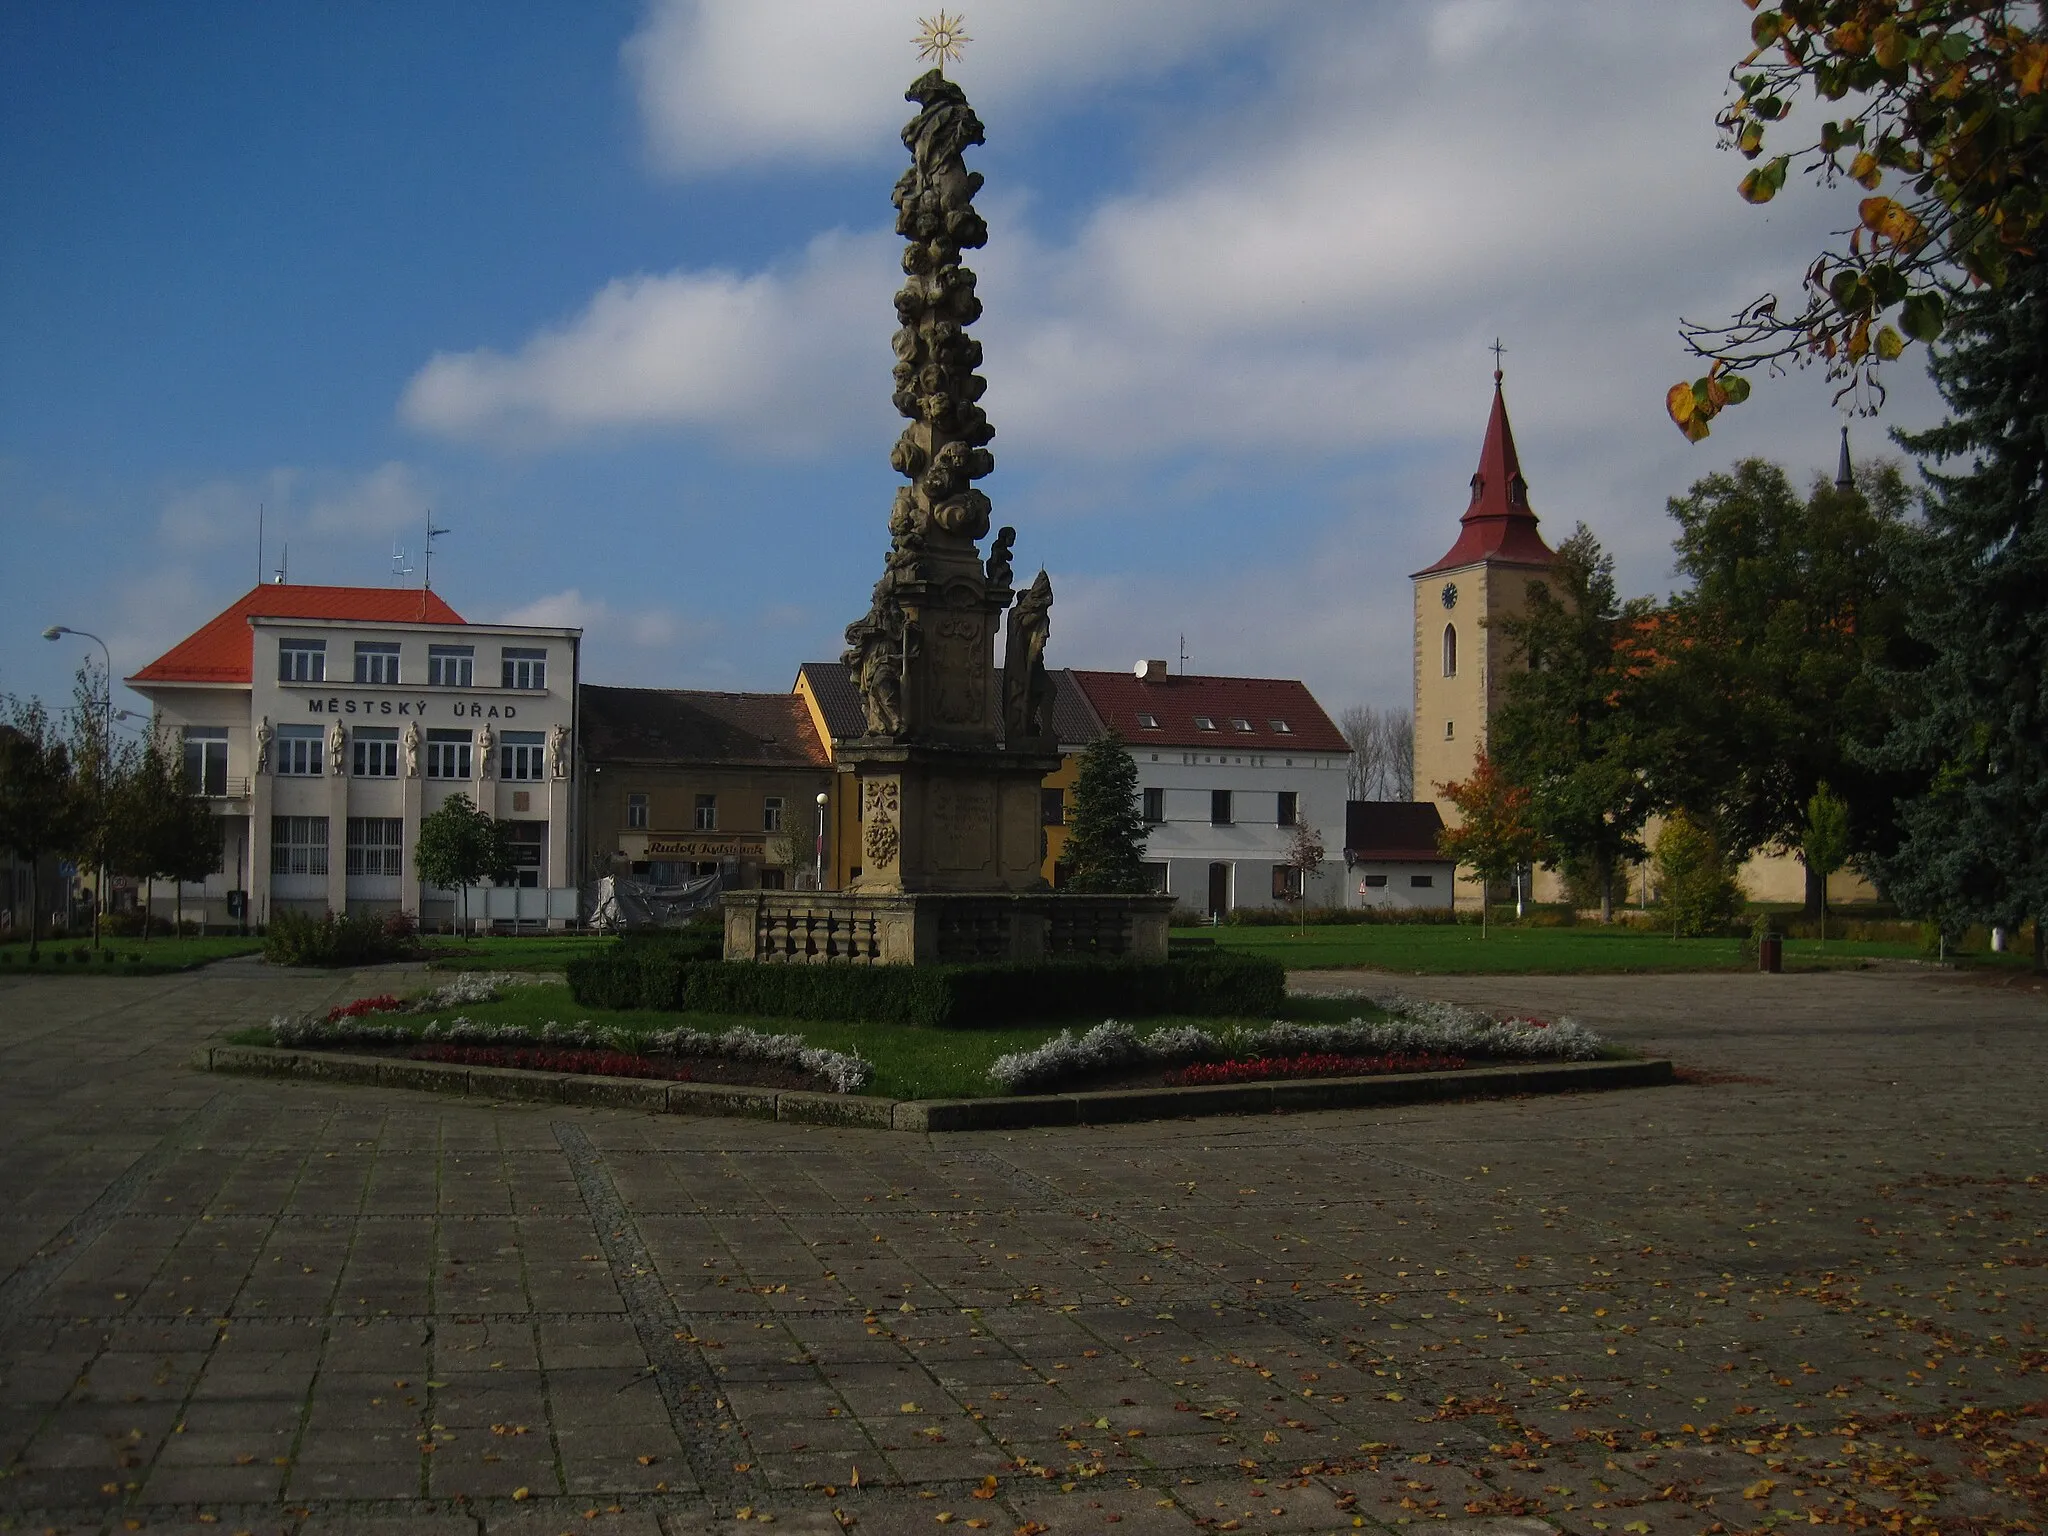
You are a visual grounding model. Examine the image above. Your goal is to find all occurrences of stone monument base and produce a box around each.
[722,890,1176,966]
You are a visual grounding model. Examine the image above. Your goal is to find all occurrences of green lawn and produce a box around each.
[234,982,1388,1102]
[1171,921,1980,974]
[0,935,265,974]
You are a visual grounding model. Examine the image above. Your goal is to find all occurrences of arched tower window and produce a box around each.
[1442,623,1459,678]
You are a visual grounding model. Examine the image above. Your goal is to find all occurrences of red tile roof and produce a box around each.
[128,585,466,686]
[1415,379,1557,576]
[1068,670,1348,754]
[1343,801,1448,861]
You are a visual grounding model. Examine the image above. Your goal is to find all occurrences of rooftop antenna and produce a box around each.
[256,503,265,589]
[1178,633,1190,676]
[390,542,414,585]
[273,544,288,586]
[422,513,450,590]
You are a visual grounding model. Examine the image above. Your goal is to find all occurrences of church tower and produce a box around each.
[1411,368,1557,836]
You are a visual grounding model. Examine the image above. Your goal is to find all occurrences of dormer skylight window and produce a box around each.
[1136,712,1160,728]
[1230,718,1252,732]
[1269,719,1292,732]
[1194,716,1217,731]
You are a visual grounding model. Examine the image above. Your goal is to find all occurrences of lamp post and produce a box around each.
[815,791,830,892]
[42,625,113,947]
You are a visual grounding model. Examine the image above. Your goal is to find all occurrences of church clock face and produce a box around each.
[1440,582,1458,610]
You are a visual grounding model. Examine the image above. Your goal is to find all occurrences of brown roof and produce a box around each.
[1067,670,1348,754]
[1415,380,1557,577]
[579,685,829,768]
[129,584,467,686]
[1344,801,1448,861]
[796,663,1106,749]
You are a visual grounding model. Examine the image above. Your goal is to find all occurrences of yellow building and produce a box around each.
[1411,375,1875,910]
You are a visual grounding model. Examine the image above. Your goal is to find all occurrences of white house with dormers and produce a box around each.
[1066,663,1351,917]
[127,584,581,930]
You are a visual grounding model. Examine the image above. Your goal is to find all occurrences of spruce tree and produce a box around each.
[1063,732,1148,894]
[1877,257,2048,971]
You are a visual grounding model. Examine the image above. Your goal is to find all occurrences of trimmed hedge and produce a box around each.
[564,948,1285,1029]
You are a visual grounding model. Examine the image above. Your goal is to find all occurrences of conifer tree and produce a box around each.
[1062,732,1148,894]
[1876,257,2048,971]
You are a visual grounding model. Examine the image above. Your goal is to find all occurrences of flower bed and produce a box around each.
[1165,1050,1468,1086]
[986,993,1604,1094]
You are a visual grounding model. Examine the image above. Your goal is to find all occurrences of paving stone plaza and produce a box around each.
[0,961,2042,1536]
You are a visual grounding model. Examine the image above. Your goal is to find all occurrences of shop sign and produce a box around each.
[645,835,765,859]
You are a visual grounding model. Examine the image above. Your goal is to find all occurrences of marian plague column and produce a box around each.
[723,58,1172,966]
[837,68,1058,897]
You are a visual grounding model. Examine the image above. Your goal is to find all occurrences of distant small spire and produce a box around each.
[1835,424,1854,491]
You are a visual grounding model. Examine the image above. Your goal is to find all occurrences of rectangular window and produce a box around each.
[1410,874,1435,888]
[1040,787,1065,826]
[345,817,403,877]
[425,728,472,780]
[352,727,399,778]
[1277,791,1298,827]
[759,868,785,890]
[428,645,474,688]
[277,640,325,683]
[1142,787,1165,824]
[274,724,323,776]
[182,727,228,796]
[501,730,545,781]
[1363,873,1389,889]
[353,642,401,685]
[501,647,547,690]
[1211,789,1233,825]
[269,815,329,876]
[763,796,784,832]
[626,792,649,829]
[1272,864,1303,900]
[1143,861,1169,893]
[694,794,717,831]
[504,821,546,888]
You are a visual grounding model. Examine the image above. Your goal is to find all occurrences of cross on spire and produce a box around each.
[1489,337,1506,384]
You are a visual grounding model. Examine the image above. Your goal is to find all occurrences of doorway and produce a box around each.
[1207,861,1230,921]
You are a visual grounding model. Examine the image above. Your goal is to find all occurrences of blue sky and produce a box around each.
[1,1,1943,727]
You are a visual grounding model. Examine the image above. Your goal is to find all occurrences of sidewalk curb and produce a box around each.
[198,1046,1672,1132]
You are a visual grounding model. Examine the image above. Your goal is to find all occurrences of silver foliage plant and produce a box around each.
[263,992,875,1095]
[985,993,1603,1095]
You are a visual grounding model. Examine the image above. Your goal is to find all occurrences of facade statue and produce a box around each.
[402,720,421,778]
[985,525,1014,590]
[549,722,570,780]
[476,721,496,778]
[255,715,273,774]
[1002,569,1054,743]
[326,720,346,778]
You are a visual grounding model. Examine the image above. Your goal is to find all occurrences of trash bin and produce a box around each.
[1758,935,1783,973]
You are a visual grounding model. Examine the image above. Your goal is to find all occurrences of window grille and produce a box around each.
[270,816,329,875]
[345,817,403,877]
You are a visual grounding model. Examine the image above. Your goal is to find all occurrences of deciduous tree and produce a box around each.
[1672,1,2048,436]
[414,793,514,936]
[1492,525,1662,923]
[0,698,82,958]
[1435,752,1548,938]
[1801,782,1852,938]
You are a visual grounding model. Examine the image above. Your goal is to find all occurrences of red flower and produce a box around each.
[325,994,403,1023]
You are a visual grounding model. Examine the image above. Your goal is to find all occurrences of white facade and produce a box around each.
[133,613,581,929]
[1344,859,1456,911]
[1127,744,1350,917]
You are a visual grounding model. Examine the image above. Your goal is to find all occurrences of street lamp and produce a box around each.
[815,791,830,891]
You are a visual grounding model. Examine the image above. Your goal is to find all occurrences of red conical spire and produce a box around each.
[1415,370,1557,576]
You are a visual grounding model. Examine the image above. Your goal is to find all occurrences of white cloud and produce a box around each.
[625,0,1283,174]
[399,230,897,448]
[498,588,689,651]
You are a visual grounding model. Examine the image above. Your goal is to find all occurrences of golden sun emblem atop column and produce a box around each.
[914,10,971,72]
